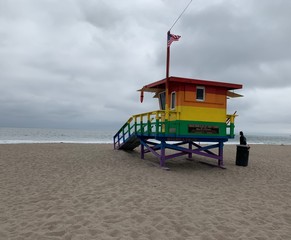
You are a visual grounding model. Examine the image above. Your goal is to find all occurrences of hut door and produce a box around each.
[169,91,177,121]
[168,91,178,134]
[159,92,166,110]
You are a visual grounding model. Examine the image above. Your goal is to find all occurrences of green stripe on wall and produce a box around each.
[165,120,227,137]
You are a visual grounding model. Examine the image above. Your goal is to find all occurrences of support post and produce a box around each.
[218,141,224,167]
[141,141,145,160]
[188,141,193,159]
[160,140,166,167]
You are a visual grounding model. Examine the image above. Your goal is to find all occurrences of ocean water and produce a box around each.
[0,127,291,145]
[0,128,115,144]
[228,134,291,145]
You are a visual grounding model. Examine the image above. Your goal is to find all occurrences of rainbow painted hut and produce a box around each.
[114,76,242,168]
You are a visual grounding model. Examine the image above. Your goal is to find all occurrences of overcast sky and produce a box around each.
[0,0,291,135]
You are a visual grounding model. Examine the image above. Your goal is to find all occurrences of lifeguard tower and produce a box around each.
[113,30,243,168]
[113,76,242,168]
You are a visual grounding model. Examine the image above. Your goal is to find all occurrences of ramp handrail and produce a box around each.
[113,110,168,149]
[114,110,237,148]
[226,112,237,138]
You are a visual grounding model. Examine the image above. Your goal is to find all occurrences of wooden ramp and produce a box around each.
[113,114,227,168]
[113,116,143,151]
[116,135,140,151]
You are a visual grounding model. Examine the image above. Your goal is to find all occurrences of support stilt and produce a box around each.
[188,141,193,159]
[218,141,224,168]
[160,140,166,167]
[139,137,227,169]
[141,143,145,160]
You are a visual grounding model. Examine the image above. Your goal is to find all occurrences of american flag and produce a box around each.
[167,32,181,47]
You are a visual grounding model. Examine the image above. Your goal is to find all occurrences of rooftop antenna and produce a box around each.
[167,0,192,78]
[165,0,192,119]
[169,0,193,31]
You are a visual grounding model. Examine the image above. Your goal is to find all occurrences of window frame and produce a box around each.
[170,91,176,110]
[159,91,166,110]
[196,86,205,102]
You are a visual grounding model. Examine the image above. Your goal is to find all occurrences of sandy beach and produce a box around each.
[0,143,290,240]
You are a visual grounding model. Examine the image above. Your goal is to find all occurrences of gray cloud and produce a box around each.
[160,1,291,88]
[0,0,290,134]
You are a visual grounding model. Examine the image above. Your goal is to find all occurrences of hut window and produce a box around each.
[171,92,176,109]
[196,86,205,101]
[159,92,166,110]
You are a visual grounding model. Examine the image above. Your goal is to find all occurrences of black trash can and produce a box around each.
[236,145,250,166]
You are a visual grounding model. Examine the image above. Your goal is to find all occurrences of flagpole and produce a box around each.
[166,0,192,78]
[165,31,171,122]
[164,0,191,121]
[166,31,170,79]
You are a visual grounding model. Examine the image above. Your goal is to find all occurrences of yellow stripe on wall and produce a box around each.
[176,106,226,122]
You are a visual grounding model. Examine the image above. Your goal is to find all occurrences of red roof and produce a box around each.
[142,76,242,91]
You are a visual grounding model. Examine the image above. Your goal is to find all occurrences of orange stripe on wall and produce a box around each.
[175,90,226,108]
[182,84,227,94]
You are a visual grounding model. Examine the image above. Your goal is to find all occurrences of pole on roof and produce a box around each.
[166,31,171,79]
[169,0,193,32]
[165,32,171,121]
[165,0,192,119]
